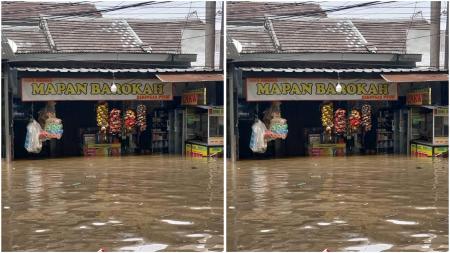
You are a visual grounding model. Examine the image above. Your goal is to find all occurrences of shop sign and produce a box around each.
[208,106,224,117]
[434,107,448,116]
[208,137,224,145]
[434,137,448,145]
[21,77,173,101]
[181,88,205,105]
[246,78,398,101]
[406,88,431,106]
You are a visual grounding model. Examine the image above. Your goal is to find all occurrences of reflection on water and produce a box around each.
[2,155,223,252]
[227,155,448,252]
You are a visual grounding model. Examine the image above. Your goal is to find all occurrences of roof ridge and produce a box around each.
[264,16,282,53]
[39,16,57,53]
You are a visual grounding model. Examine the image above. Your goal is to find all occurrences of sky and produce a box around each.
[92,1,448,28]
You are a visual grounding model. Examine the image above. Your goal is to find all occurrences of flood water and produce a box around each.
[227,155,448,252]
[2,155,223,252]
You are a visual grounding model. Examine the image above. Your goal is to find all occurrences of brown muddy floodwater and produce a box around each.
[227,155,448,252]
[2,155,223,252]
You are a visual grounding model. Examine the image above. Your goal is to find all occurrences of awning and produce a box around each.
[381,73,449,83]
[156,73,223,82]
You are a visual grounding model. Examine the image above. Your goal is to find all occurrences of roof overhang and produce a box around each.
[8,53,197,63]
[230,53,422,63]
[156,73,223,82]
[381,73,449,83]
[14,67,221,74]
[238,67,443,74]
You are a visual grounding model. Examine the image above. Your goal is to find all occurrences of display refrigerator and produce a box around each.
[409,106,448,157]
[184,105,224,158]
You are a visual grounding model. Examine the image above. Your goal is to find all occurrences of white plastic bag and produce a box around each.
[249,119,267,153]
[24,119,43,153]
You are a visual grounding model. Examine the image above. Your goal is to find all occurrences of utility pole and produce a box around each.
[205,1,216,68]
[430,1,441,68]
[219,1,224,69]
[445,1,449,70]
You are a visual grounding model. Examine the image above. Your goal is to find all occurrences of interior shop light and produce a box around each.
[336,71,342,93]
[111,71,118,93]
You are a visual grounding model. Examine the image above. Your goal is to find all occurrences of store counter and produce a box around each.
[410,140,448,157]
[308,143,346,157]
[185,140,223,158]
[83,143,121,156]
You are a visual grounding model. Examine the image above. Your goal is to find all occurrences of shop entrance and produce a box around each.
[240,100,406,159]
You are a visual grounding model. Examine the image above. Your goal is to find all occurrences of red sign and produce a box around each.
[406,89,430,106]
[406,93,423,105]
[181,93,199,105]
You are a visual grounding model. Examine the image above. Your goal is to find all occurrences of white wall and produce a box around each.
[406,29,446,67]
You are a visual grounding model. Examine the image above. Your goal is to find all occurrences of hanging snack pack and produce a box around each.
[136,104,147,131]
[250,119,268,153]
[268,117,288,140]
[44,116,63,139]
[361,104,372,132]
[334,108,347,135]
[263,102,288,141]
[124,109,137,133]
[24,119,43,153]
[109,109,122,135]
[96,102,109,133]
[349,109,362,133]
[321,102,334,134]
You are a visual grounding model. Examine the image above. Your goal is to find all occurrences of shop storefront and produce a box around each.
[11,68,223,160]
[233,68,448,159]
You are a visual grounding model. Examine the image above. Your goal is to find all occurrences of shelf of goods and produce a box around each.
[376,110,394,153]
[151,109,169,153]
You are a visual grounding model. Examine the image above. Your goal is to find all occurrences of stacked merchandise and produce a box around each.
[321,102,334,134]
[361,104,372,132]
[136,104,147,131]
[96,102,109,133]
[349,109,361,134]
[124,109,136,133]
[109,109,122,135]
[334,109,346,135]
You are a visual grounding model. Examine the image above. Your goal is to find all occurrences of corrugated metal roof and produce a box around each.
[156,73,223,82]
[381,73,449,82]
[15,67,221,73]
[238,67,444,73]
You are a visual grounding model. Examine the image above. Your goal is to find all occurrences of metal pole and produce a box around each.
[445,1,449,69]
[430,1,441,68]
[205,1,216,68]
[219,1,224,69]
[229,67,236,162]
[4,65,11,162]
